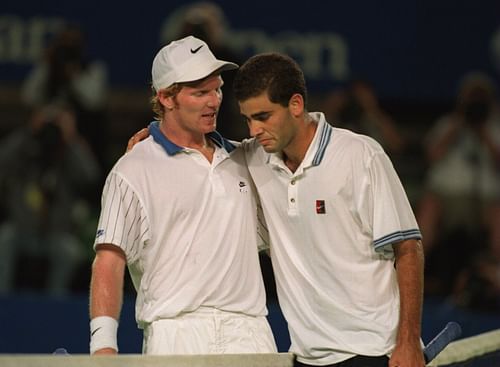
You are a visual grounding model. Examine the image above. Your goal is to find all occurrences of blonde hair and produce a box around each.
[150,83,183,120]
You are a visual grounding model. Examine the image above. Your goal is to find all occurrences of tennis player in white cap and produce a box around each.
[88,35,277,355]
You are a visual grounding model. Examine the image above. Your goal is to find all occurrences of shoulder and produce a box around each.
[240,138,267,163]
[331,127,385,156]
[240,137,260,153]
[322,128,393,175]
[103,140,156,197]
[112,137,158,174]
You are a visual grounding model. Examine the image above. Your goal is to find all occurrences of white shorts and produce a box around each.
[142,307,277,355]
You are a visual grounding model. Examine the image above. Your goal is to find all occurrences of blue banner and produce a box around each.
[1,0,499,101]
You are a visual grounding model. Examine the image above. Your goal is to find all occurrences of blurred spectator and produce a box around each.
[416,71,500,310]
[323,78,406,155]
[160,1,247,140]
[21,23,110,172]
[0,105,100,296]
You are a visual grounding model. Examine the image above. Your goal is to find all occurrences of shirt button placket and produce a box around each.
[288,177,298,214]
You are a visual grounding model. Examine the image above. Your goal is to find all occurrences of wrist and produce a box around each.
[89,316,119,354]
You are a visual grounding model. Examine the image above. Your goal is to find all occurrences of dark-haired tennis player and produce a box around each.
[233,53,425,367]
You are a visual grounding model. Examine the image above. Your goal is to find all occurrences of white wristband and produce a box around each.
[90,316,119,354]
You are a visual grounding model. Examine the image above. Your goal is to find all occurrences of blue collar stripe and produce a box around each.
[148,121,236,155]
[149,121,182,155]
[207,131,237,153]
[312,122,332,166]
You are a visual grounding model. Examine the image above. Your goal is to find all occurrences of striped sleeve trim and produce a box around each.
[373,229,422,252]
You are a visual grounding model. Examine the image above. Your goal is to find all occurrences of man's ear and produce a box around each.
[289,93,305,118]
[158,91,175,110]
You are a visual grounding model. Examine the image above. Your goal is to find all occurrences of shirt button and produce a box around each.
[290,198,295,203]
[291,180,296,185]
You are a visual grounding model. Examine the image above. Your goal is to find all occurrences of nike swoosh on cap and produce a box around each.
[190,45,204,53]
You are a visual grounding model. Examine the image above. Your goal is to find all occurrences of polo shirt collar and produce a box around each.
[148,121,236,156]
[309,112,333,166]
[267,112,332,169]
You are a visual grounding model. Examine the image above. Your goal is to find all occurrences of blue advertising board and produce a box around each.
[1,0,499,101]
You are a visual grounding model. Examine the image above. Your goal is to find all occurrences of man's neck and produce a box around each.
[160,121,215,161]
[282,116,318,173]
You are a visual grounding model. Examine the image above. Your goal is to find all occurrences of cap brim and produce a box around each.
[176,60,238,84]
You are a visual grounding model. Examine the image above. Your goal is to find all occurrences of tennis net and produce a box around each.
[0,329,499,367]
[428,328,500,366]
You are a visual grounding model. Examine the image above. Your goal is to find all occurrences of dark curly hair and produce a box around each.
[233,52,307,107]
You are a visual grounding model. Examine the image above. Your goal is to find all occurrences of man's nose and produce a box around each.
[248,120,263,137]
[207,91,222,108]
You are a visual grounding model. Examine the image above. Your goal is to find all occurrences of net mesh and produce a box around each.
[1,330,499,367]
[428,328,500,367]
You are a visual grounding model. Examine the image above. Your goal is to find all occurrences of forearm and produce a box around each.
[89,246,125,319]
[394,239,425,345]
[89,245,126,354]
[387,239,425,366]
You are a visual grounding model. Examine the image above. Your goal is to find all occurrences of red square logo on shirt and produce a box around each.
[316,200,326,214]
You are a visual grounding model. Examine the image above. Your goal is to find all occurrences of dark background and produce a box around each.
[1,0,499,100]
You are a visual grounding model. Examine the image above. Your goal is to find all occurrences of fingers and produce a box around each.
[126,128,149,152]
[126,137,136,153]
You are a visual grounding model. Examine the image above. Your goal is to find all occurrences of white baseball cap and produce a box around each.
[151,35,238,91]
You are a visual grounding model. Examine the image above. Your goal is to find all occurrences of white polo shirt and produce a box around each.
[94,122,268,328]
[243,112,422,365]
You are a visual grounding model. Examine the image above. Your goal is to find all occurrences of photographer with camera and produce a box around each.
[22,24,109,172]
[0,105,100,296]
[416,71,500,310]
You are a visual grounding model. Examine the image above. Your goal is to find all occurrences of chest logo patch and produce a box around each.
[316,200,326,214]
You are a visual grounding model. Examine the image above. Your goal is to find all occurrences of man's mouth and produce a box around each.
[202,112,217,118]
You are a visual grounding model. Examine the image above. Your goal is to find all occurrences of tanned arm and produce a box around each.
[89,244,126,355]
[389,239,426,367]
